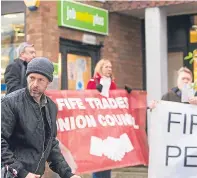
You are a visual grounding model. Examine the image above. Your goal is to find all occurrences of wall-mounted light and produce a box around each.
[24,0,40,11]
[190,15,197,43]
[192,25,197,31]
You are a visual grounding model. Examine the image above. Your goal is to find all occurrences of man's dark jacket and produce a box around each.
[1,88,73,178]
[162,87,197,102]
[4,58,27,94]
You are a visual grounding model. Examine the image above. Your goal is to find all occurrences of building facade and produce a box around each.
[1,1,197,177]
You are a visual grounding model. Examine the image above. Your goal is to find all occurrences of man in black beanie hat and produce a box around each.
[1,57,81,178]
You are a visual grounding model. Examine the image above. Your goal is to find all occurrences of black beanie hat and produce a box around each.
[26,57,54,82]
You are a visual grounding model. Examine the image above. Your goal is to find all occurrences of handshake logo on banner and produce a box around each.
[90,133,134,161]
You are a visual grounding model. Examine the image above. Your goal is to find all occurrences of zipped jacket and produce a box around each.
[1,88,73,178]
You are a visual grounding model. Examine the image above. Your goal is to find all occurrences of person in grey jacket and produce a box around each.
[1,57,81,178]
[4,42,36,94]
[149,67,197,109]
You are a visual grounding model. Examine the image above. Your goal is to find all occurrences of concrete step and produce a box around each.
[44,166,148,178]
[81,167,148,178]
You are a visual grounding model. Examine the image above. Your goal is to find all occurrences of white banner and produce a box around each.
[148,101,197,178]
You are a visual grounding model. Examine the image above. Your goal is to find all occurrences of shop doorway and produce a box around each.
[60,38,102,90]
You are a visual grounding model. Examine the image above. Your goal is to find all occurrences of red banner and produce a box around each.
[46,90,148,174]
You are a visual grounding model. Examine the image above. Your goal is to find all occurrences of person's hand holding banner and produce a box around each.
[188,96,197,105]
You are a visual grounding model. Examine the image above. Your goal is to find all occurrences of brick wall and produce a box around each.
[105,1,195,12]
[26,1,143,89]
[26,5,44,57]
[26,1,61,62]
[101,13,143,89]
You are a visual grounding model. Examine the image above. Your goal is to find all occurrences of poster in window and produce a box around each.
[67,54,91,90]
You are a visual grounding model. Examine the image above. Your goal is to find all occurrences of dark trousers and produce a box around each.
[92,170,111,178]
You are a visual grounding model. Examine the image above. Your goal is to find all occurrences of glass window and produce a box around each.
[1,12,25,94]
[168,52,183,89]
[190,15,197,43]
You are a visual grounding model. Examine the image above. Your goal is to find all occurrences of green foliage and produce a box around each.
[189,82,197,91]
[184,51,194,64]
[194,82,197,89]
[53,63,58,76]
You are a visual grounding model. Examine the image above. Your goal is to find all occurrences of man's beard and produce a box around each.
[29,88,42,100]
